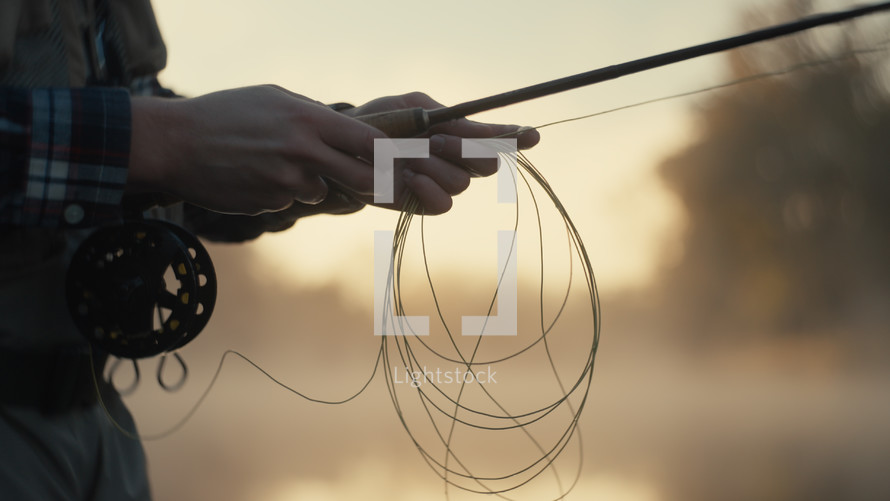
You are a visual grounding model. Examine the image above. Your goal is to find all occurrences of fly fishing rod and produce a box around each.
[358,1,890,136]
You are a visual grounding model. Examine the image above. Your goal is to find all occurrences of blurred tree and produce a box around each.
[657,0,890,340]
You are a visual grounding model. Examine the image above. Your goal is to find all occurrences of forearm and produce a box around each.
[125,86,385,215]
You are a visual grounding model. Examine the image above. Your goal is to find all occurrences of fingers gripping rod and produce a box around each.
[358,1,890,137]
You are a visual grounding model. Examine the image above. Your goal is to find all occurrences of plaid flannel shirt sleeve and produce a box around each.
[0,86,131,228]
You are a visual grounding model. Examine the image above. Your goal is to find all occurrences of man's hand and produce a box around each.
[127,86,540,220]
[343,92,540,214]
[128,85,384,215]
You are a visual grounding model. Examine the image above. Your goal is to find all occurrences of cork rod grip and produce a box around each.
[355,107,431,138]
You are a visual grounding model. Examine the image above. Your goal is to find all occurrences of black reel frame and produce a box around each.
[66,220,217,359]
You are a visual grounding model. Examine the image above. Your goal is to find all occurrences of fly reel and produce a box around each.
[66,220,217,359]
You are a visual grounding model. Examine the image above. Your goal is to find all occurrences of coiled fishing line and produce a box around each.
[371,44,890,498]
[378,147,600,500]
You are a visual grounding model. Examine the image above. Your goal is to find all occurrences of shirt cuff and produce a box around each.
[4,87,132,228]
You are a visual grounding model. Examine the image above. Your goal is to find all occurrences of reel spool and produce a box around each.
[66,220,217,359]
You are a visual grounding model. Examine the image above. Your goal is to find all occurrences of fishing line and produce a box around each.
[89,346,384,441]
[378,149,599,499]
[90,32,883,447]
[84,21,888,500]
[522,40,890,134]
[91,39,884,428]
[334,39,890,499]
